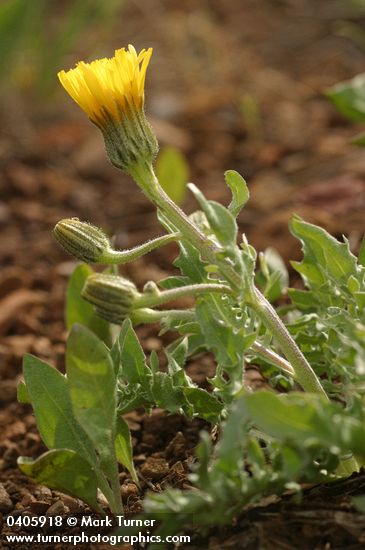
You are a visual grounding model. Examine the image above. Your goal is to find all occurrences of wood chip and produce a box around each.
[0,289,44,335]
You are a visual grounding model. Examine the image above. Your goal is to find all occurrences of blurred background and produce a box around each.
[1,0,365,377]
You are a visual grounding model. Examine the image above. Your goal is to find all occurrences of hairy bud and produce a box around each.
[53,218,110,263]
[81,273,139,324]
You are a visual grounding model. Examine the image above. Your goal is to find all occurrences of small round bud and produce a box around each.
[81,273,139,324]
[53,218,110,263]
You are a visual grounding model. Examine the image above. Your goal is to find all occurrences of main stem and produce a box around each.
[251,289,327,395]
[130,163,327,397]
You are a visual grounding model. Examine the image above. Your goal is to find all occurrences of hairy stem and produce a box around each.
[251,290,328,397]
[134,283,232,309]
[130,308,195,325]
[100,232,181,264]
[250,341,295,377]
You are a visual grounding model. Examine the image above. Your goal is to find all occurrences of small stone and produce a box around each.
[0,483,13,513]
[47,500,67,517]
[0,379,17,403]
[165,431,186,459]
[26,433,40,444]
[140,457,169,480]
[121,483,139,500]
[54,494,84,514]
[3,445,19,465]
[171,461,185,475]
[141,433,156,447]
[2,481,18,495]
[29,501,50,515]
[20,493,36,507]
[34,486,52,499]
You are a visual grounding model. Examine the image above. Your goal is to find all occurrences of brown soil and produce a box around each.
[1,0,365,548]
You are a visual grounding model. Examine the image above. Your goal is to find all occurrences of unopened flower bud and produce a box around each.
[82,273,139,324]
[53,218,110,263]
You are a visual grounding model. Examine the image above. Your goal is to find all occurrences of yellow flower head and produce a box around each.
[58,45,152,127]
[58,45,158,172]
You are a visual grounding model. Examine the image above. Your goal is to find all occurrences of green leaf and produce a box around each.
[150,350,160,374]
[279,446,304,478]
[110,328,122,376]
[215,393,249,473]
[289,215,358,286]
[207,202,238,247]
[246,438,266,471]
[151,372,188,413]
[257,248,288,302]
[66,264,111,346]
[185,333,207,357]
[195,297,245,371]
[156,146,189,205]
[242,391,323,441]
[23,354,95,464]
[115,416,138,484]
[118,319,151,389]
[117,385,150,415]
[290,260,325,287]
[188,183,237,246]
[244,391,365,461]
[174,239,208,284]
[288,288,319,310]
[183,387,223,422]
[224,170,249,217]
[326,74,365,122]
[18,449,101,512]
[354,291,365,309]
[347,275,360,294]
[17,380,31,404]
[66,325,118,481]
[166,337,188,367]
[158,275,191,289]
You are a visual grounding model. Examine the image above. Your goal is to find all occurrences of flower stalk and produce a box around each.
[130,308,195,325]
[250,341,294,377]
[102,233,181,264]
[134,283,232,309]
[54,218,180,265]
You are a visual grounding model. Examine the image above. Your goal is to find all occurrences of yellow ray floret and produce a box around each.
[58,45,152,127]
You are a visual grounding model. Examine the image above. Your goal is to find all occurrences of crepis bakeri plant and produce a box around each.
[18,45,365,525]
